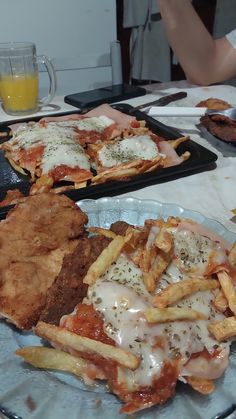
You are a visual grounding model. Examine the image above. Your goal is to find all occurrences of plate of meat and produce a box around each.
[0,195,236,419]
[197,98,236,146]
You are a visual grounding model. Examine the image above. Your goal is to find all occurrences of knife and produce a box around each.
[147,106,236,119]
[129,91,187,113]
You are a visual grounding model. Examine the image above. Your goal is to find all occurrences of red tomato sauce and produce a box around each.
[190,347,220,361]
[18,144,44,170]
[63,303,115,346]
[62,303,179,413]
[49,165,91,182]
[115,362,179,414]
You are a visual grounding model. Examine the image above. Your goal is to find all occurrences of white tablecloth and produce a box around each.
[0,80,235,235]
[117,81,236,234]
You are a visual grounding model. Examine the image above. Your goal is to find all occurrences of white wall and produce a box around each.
[0,0,117,95]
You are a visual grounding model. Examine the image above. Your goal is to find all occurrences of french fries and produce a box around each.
[83,235,126,285]
[143,274,156,293]
[123,226,149,252]
[155,227,173,253]
[16,346,105,381]
[168,135,189,149]
[153,278,219,308]
[217,271,236,315]
[10,209,236,414]
[144,307,206,323]
[213,289,228,313]
[92,167,141,184]
[5,152,27,175]
[143,250,172,292]
[30,174,54,195]
[179,150,191,162]
[229,243,236,267]
[88,226,117,240]
[91,156,163,185]
[36,321,140,370]
[0,131,8,138]
[186,376,215,395]
[208,316,236,341]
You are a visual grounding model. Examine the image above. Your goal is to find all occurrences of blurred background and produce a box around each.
[1,0,236,96]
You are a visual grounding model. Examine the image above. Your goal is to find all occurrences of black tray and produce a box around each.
[0,103,217,218]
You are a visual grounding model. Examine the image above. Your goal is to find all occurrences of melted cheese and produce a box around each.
[173,229,227,275]
[86,251,229,388]
[10,123,90,173]
[101,254,149,297]
[88,280,165,388]
[98,135,162,167]
[145,225,228,276]
[53,116,114,132]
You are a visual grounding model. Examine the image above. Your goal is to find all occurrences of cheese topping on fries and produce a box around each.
[86,251,229,388]
[173,229,227,275]
[98,135,163,167]
[0,105,192,201]
[88,280,165,387]
[13,203,236,415]
[9,123,91,174]
[51,115,114,132]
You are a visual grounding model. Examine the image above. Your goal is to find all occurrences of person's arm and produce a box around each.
[158,0,236,85]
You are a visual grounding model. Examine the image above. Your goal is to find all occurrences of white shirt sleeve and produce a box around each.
[226,29,236,49]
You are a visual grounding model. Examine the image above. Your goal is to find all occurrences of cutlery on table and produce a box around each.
[147,106,236,121]
[129,91,187,113]
[0,404,23,419]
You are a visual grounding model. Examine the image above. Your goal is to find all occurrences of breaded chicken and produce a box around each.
[196,98,236,142]
[0,193,88,330]
[196,97,231,110]
[40,235,111,325]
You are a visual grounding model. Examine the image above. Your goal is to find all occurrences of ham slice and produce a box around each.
[178,219,232,251]
[40,114,84,122]
[84,103,135,129]
[158,141,184,167]
[8,122,29,133]
[182,348,229,380]
[39,104,135,130]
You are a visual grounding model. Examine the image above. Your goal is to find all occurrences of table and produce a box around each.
[0,80,235,234]
[118,81,236,234]
[0,80,236,419]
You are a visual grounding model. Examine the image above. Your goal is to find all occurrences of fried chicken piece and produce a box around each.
[200,115,236,142]
[196,98,236,142]
[196,97,231,110]
[0,193,88,330]
[40,235,111,325]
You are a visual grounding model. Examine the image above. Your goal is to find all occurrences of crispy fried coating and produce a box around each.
[40,235,111,325]
[0,193,88,329]
[196,98,231,110]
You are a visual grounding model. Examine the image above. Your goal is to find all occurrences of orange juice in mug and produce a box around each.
[1,73,39,112]
[0,42,56,115]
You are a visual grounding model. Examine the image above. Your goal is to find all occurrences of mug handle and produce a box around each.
[37,55,57,107]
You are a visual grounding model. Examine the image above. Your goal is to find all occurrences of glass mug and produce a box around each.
[0,42,57,115]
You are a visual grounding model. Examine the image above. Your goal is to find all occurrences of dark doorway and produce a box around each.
[116,0,217,84]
